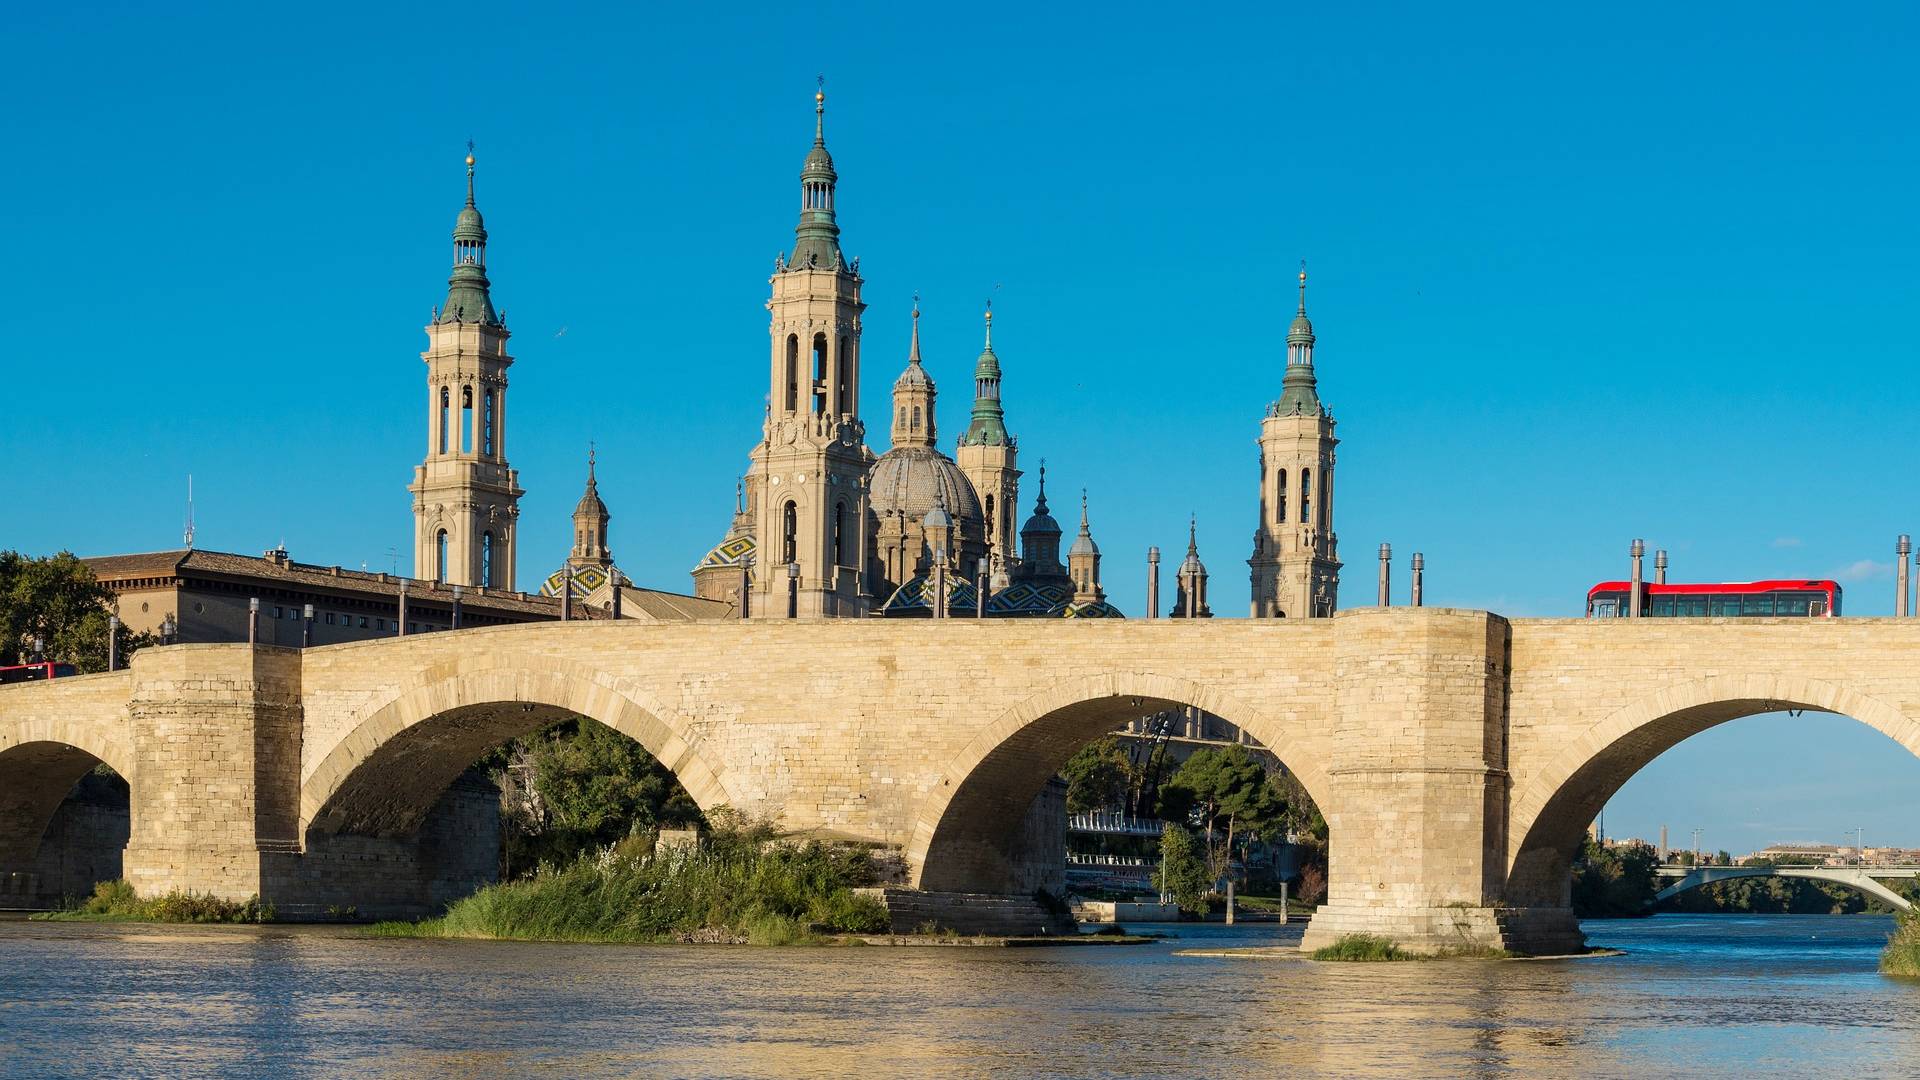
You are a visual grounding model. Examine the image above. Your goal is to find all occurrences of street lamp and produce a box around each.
[302,603,314,648]
[976,557,989,619]
[787,561,800,619]
[107,615,120,671]
[450,585,463,630]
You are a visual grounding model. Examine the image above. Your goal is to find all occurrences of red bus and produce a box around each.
[1586,580,1841,619]
[0,661,80,685]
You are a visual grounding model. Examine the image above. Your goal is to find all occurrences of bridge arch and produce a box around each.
[0,710,135,869]
[904,671,1333,892]
[1652,865,1914,912]
[300,655,736,839]
[1506,674,1920,908]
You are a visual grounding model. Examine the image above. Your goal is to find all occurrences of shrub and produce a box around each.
[1883,908,1920,978]
[1312,934,1406,961]
[47,880,272,924]
[378,816,884,945]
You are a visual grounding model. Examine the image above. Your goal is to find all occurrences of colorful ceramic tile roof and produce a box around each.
[537,563,628,600]
[696,532,756,571]
[878,575,1124,618]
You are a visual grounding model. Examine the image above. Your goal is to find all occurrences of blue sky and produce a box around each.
[4,4,1916,853]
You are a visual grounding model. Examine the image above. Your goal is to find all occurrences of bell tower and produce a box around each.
[1249,265,1340,617]
[746,81,872,617]
[410,147,522,590]
[955,303,1020,582]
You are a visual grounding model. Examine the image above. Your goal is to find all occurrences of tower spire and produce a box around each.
[910,294,922,364]
[465,140,476,207]
[1035,461,1048,513]
[439,145,498,326]
[790,79,843,270]
[1275,259,1321,415]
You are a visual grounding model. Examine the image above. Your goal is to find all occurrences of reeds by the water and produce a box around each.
[1882,908,1920,977]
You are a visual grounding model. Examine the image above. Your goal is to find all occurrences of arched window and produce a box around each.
[435,530,449,582]
[812,334,829,413]
[1300,468,1312,525]
[481,532,494,587]
[898,405,905,428]
[985,494,996,539]
[483,391,496,456]
[439,387,450,454]
[1317,470,1329,533]
[782,502,798,564]
[785,335,800,412]
[460,387,474,453]
[836,335,850,413]
[912,406,921,432]
[833,502,847,567]
[1275,469,1287,524]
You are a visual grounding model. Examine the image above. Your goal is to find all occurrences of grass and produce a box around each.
[1311,934,1407,961]
[33,880,274,924]
[1882,908,1920,977]
[367,818,890,946]
[1311,933,1515,962]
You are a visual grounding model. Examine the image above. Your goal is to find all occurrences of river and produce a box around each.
[0,914,1913,1078]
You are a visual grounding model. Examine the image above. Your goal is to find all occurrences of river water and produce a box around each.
[0,914,1913,1078]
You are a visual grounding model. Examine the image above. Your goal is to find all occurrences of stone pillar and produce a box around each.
[121,644,303,901]
[1300,609,1576,955]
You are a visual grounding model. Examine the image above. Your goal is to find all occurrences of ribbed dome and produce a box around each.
[803,143,835,177]
[871,446,983,526]
[1287,311,1314,345]
[894,357,934,391]
[454,205,487,242]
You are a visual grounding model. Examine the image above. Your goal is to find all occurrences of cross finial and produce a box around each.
[464,140,477,206]
[1297,259,1308,313]
[587,440,596,479]
[983,299,993,348]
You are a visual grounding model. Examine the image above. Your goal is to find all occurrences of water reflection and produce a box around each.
[0,915,1914,1078]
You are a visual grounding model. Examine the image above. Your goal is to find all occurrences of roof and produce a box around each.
[877,575,1124,618]
[84,548,727,621]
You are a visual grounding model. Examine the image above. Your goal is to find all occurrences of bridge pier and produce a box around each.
[120,646,304,902]
[1299,610,1584,956]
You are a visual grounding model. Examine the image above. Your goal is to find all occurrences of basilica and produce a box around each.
[410,86,1345,621]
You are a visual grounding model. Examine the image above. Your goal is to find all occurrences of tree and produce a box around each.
[1571,838,1659,917]
[1060,736,1135,815]
[1156,823,1211,915]
[1158,745,1288,881]
[490,718,705,873]
[0,551,150,673]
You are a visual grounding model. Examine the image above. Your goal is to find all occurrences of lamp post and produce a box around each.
[976,557,989,619]
[740,555,753,620]
[107,615,119,672]
[931,549,947,620]
[248,598,260,645]
[1147,546,1161,620]
[450,585,463,630]
[1654,549,1669,585]
[787,561,800,619]
[161,612,177,645]
[1897,536,1911,617]
[397,579,408,636]
[1628,539,1646,618]
[561,567,573,621]
[302,603,314,648]
[1411,552,1424,608]
[1377,543,1391,606]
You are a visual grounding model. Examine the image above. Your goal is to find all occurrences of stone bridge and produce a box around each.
[4,609,1918,954]
[1653,865,1918,912]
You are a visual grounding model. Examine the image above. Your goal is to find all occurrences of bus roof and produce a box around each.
[1586,580,1841,600]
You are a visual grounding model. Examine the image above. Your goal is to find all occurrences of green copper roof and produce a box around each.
[1273,267,1320,415]
[438,154,501,327]
[960,307,1010,447]
[789,86,845,272]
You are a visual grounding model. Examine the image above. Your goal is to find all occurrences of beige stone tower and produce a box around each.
[410,149,522,589]
[746,84,872,617]
[1248,266,1340,617]
[955,304,1021,584]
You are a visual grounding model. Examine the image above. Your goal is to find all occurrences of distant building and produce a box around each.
[87,546,725,649]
